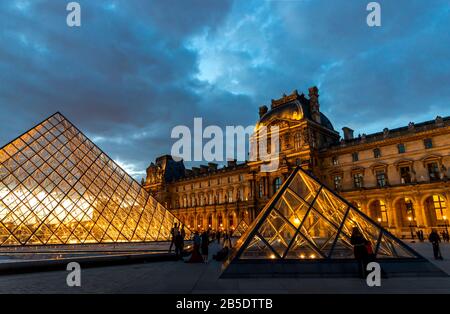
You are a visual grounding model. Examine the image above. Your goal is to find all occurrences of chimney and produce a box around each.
[259,105,268,118]
[342,127,354,140]
[308,86,321,124]
[227,159,237,168]
[208,162,218,171]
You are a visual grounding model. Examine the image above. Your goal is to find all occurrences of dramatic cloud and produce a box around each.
[1,0,449,179]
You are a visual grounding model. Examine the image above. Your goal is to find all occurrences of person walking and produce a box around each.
[429,229,443,260]
[169,223,179,253]
[350,227,369,278]
[201,230,210,263]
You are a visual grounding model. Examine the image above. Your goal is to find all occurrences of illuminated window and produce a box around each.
[379,200,388,223]
[432,195,447,221]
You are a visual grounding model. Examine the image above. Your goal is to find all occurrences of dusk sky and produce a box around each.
[1,0,450,179]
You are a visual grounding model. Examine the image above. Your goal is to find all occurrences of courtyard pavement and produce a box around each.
[0,242,449,294]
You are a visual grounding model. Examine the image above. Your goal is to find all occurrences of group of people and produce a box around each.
[351,227,447,278]
[168,223,187,259]
[169,224,234,263]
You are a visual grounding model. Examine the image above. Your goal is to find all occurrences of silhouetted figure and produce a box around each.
[429,229,443,260]
[201,231,210,263]
[350,227,369,278]
[186,231,203,263]
[216,231,221,244]
[169,223,179,253]
[174,231,183,260]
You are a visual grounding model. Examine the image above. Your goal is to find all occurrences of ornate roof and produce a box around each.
[258,90,335,131]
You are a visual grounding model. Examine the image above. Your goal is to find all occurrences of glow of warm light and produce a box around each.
[269,254,276,259]
[310,254,316,259]
[220,223,223,227]
[293,217,300,226]
[300,254,305,259]
[377,217,382,222]
[408,216,412,222]
[444,216,447,221]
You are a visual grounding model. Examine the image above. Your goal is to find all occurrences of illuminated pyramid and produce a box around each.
[222,166,444,277]
[232,219,248,238]
[0,113,186,246]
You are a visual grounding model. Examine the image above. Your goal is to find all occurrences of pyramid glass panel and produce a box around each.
[232,219,248,237]
[226,166,422,265]
[0,113,188,246]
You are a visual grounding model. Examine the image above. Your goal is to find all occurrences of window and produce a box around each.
[353,173,364,188]
[424,138,433,149]
[239,174,244,182]
[376,170,386,187]
[332,156,338,166]
[379,200,388,223]
[432,195,447,221]
[294,132,301,150]
[239,188,244,201]
[258,181,264,198]
[352,152,359,162]
[228,190,233,203]
[273,177,282,193]
[400,166,411,184]
[333,175,342,191]
[397,143,405,154]
[373,148,381,158]
[405,198,415,219]
[427,162,440,181]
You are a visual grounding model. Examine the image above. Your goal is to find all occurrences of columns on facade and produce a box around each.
[412,194,426,228]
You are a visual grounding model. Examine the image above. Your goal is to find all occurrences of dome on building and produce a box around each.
[257,91,335,131]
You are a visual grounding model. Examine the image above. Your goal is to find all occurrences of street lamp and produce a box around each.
[377,217,382,224]
[408,216,415,242]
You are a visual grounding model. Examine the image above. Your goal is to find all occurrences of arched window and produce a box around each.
[273,177,282,193]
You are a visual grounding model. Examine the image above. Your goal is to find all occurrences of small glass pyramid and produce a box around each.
[228,167,421,261]
[0,113,186,246]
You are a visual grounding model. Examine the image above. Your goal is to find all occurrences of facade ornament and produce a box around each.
[408,122,415,131]
[435,115,444,126]
[383,128,389,138]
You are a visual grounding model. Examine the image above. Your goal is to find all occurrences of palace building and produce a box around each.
[143,87,450,239]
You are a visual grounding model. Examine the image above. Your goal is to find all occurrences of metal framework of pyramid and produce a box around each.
[222,166,445,277]
[232,219,248,238]
[0,113,186,246]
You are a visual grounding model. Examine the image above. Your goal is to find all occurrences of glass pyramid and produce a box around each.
[228,167,421,262]
[0,113,187,246]
[232,219,248,238]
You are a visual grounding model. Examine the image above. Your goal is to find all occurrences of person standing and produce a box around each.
[186,231,203,263]
[174,231,183,260]
[169,223,179,252]
[429,229,443,260]
[201,230,210,263]
[350,227,369,278]
[216,230,221,244]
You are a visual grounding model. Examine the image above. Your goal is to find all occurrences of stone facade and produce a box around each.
[143,87,450,238]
